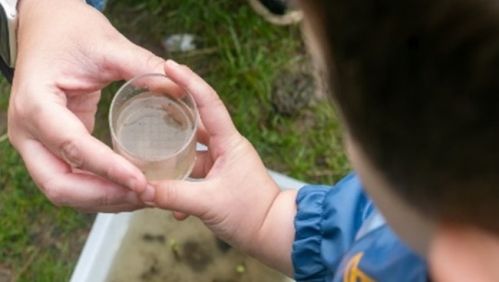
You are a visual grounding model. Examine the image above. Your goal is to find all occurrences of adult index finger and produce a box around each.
[29,100,147,193]
[18,139,145,212]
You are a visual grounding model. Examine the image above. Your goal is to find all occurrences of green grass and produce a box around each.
[0,0,349,280]
[0,93,93,281]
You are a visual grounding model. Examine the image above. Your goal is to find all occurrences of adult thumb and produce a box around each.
[149,180,212,217]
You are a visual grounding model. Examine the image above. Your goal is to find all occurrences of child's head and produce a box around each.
[300,0,499,279]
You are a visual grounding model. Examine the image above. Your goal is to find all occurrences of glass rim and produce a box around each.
[108,73,199,161]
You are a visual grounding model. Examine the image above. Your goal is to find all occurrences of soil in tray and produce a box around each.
[107,209,289,282]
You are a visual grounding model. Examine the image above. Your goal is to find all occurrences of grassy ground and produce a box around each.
[0,0,349,280]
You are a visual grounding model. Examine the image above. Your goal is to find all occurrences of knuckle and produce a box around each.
[145,51,164,70]
[9,86,58,127]
[98,189,114,207]
[8,94,28,122]
[60,138,84,168]
[26,101,51,131]
[157,183,178,208]
[99,50,117,76]
[31,106,46,131]
[103,159,123,184]
[98,40,129,77]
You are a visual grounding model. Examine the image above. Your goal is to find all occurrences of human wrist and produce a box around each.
[16,0,95,60]
[18,0,85,27]
[18,0,83,11]
[251,189,298,276]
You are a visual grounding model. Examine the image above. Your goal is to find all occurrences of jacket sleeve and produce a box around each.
[86,0,107,11]
[292,172,372,282]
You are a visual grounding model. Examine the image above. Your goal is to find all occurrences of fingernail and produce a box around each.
[140,184,156,203]
[144,201,155,207]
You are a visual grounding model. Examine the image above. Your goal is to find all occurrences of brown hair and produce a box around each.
[301,0,499,233]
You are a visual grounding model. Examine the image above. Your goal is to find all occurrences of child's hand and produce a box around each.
[148,60,297,275]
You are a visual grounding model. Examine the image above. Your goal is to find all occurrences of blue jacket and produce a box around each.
[86,0,106,11]
[293,173,429,282]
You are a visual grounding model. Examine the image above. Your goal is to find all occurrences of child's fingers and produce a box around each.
[164,60,238,140]
[151,180,212,217]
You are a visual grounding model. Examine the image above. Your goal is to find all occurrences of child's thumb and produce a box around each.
[149,180,211,217]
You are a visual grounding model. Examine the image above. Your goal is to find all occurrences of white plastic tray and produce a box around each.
[71,170,307,282]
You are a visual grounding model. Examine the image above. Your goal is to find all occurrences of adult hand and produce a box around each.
[7,0,178,212]
[150,60,297,276]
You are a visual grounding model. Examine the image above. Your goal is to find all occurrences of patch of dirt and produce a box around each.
[107,209,288,282]
[142,233,166,244]
[183,240,213,272]
[271,69,315,116]
[0,264,12,282]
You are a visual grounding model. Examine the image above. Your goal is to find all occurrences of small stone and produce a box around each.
[235,264,246,274]
[162,34,197,53]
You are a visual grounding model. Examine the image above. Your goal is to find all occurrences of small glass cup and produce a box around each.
[109,73,198,180]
